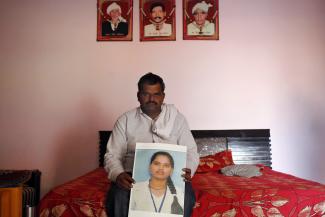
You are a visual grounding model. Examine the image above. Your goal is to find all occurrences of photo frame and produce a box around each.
[97,0,133,41]
[129,143,187,217]
[183,0,219,40]
[140,0,176,41]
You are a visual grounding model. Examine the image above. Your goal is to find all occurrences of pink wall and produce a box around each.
[1,0,325,196]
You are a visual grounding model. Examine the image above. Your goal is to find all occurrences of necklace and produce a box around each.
[149,184,167,213]
[149,183,166,190]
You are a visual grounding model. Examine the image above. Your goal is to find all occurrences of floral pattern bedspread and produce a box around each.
[39,168,110,217]
[39,167,325,217]
[191,166,325,217]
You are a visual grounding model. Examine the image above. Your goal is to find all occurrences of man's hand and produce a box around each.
[116,172,135,190]
[182,168,192,182]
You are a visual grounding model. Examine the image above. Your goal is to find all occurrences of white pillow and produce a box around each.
[195,137,227,157]
[221,165,262,178]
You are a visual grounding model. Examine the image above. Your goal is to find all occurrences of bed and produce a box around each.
[39,129,325,217]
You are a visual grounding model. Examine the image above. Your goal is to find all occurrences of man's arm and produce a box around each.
[177,116,200,177]
[104,117,128,182]
[116,172,135,190]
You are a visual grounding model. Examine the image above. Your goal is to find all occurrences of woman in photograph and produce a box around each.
[131,151,184,215]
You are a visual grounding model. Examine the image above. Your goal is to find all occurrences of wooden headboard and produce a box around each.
[99,129,272,168]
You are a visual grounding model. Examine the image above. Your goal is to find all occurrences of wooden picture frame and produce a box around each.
[97,0,133,41]
[183,0,219,40]
[140,0,176,41]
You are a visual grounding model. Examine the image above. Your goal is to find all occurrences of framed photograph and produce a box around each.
[183,0,219,40]
[140,0,176,41]
[129,143,187,217]
[97,0,133,41]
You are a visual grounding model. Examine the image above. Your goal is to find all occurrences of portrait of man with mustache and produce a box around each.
[144,2,172,37]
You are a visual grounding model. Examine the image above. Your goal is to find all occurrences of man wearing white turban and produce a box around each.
[102,2,128,36]
[187,1,215,36]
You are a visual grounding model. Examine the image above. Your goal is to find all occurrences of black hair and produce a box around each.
[150,2,166,12]
[150,151,184,215]
[138,72,165,92]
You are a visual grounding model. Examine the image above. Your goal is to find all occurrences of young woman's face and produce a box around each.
[150,155,173,180]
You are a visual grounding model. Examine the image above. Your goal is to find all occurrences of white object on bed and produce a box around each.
[195,137,227,157]
[221,165,262,178]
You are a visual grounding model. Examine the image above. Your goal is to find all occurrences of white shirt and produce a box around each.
[130,180,184,214]
[144,23,172,37]
[187,20,215,36]
[104,104,199,181]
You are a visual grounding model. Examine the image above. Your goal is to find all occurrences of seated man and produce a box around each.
[104,73,199,217]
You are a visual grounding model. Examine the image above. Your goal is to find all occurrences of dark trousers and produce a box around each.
[105,182,196,217]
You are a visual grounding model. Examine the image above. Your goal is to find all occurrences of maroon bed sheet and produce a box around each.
[39,167,325,217]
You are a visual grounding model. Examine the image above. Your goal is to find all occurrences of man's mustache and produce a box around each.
[146,101,157,105]
[153,16,162,20]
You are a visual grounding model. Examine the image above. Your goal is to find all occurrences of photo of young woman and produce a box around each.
[130,151,184,214]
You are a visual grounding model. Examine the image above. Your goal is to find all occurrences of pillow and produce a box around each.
[195,137,227,157]
[221,165,262,178]
[196,150,234,173]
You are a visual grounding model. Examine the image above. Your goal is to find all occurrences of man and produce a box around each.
[104,73,199,217]
[102,2,128,36]
[144,2,172,37]
[187,1,215,36]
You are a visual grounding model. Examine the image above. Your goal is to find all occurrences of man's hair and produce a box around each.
[138,72,165,92]
[150,2,166,12]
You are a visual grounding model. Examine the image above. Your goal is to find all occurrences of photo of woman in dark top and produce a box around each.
[102,2,128,36]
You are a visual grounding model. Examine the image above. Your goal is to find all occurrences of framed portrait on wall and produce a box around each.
[97,0,133,41]
[140,0,176,41]
[183,0,219,40]
[129,143,187,217]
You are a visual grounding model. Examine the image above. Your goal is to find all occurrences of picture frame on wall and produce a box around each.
[97,0,133,41]
[183,0,219,40]
[140,0,176,41]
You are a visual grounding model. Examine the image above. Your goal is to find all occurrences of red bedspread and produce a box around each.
[39,168,110,217]
[39,167,325,217]
[191,166,325,217]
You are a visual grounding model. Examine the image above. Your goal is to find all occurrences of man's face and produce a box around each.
[137,83,165,117]
[109,9,121,21]
[150,6,166,23]
[193,9,208,26]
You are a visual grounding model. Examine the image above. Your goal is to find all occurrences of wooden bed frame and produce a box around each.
[98,129,272,167]
[39,129,325,217]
